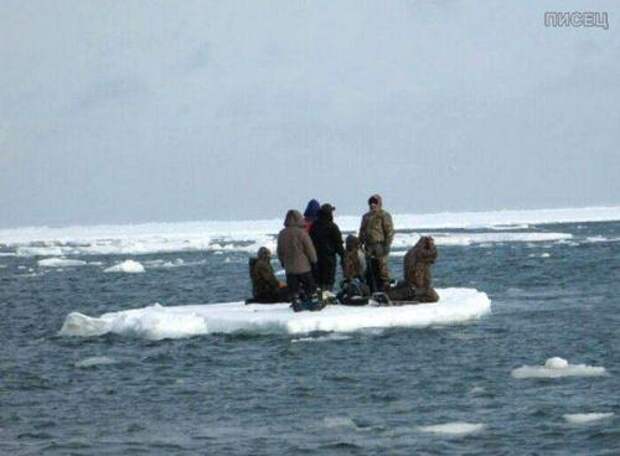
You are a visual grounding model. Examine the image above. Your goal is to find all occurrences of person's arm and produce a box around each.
[302,231,318,264]
[382,212,395,251]
[276,233,285,267]
[358,215,368,247]
[332,224,345,258]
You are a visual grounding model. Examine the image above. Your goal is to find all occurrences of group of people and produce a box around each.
[247,194,439,309]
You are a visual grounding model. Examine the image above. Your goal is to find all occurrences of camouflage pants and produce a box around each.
[365,249,390,292]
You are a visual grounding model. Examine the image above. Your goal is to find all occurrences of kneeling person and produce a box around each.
[247,247,290,304]
[387,236,439,303]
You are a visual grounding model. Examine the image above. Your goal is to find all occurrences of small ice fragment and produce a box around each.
[104,260,145,273]
[563,413,614,424]
[418,422,485,436]
[75,356,117,368]
[545,357,569,369]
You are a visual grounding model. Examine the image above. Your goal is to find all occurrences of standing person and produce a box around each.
[303,199,321,232]
[246,247,290,304]
[358,194,394,292]
[309,203,344,291]
[277,209,318,299]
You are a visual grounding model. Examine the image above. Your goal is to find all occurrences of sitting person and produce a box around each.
[246,247,290,304]
[387,236,439,303]
[342,234,366,281]
[337,235,370,305]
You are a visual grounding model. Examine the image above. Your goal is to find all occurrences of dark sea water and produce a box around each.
[1,222,619,455]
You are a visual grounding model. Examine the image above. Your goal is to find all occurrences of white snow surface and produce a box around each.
[511,357,607,379]
[417,422,485,436]
[563,413,614,424]
[59,288,490,340]
[104,260,145,273]
[1,206,617,256]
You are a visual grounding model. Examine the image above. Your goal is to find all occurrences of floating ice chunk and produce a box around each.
[17,246,64,257]
[104,260,145,273]
[75,356,117,368]
[417,422,485,436]
[60,303,208,340]
[323,417,358,429]
[59,288,490,339]
[469,386,486,395]
[511,357,607,379]
[545,357,569,369]
[292,334,352,343]
[563,413,614,424]
[38,257,88,268]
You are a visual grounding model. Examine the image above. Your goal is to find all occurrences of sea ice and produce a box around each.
[563,413,614,424]
[511,357,607,379]
[59,288,490,340]
[104,260,145,273]
[75,356,117,368]
[417,422,485,436]
[38,257,88,268]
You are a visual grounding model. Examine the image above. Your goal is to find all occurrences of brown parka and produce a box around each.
[277,210,318,275]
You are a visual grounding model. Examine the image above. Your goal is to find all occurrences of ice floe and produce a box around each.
[104,260,145,273]
[38,258,88,268]
[59,288,490,340]
[511,357,607,379]
[292,334,353,343]
[417,422,485,436]
[74,356,117,368]
[563,413,614,424]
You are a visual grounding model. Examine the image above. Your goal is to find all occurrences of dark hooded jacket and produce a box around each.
[358,194,394,253]
[277,210,318,274]
[303,199,320,232]
[309,206,344,260]
[250,247,281,298]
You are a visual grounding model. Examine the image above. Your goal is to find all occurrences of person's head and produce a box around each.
[318,203,336,221]
[257,247,271,261]
[303,199,321,220]
[345,234,360,251]
[284,209,304,228]
[367,194,382,212]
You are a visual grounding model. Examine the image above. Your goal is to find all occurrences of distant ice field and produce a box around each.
[1,206,618,257]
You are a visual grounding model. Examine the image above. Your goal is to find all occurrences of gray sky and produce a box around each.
[1,1,618,227]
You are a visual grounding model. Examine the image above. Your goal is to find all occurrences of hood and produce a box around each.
[284,209,305,228]
[317,204,334,222]
[369,193,383,209]
[345,234,360,250]
[257,247,271,261]
[303,199,321,219]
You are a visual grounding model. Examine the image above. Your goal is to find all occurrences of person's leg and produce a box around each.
[325,256,336,291]
[377,255,390,291]
[277,286,292,302]
[298,271,317,297]
[286,274,300,296]
[416,287,439,303]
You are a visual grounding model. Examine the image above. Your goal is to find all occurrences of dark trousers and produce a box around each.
[286,272,316,298]
[252,286,291,303]
[315,255,337,291]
